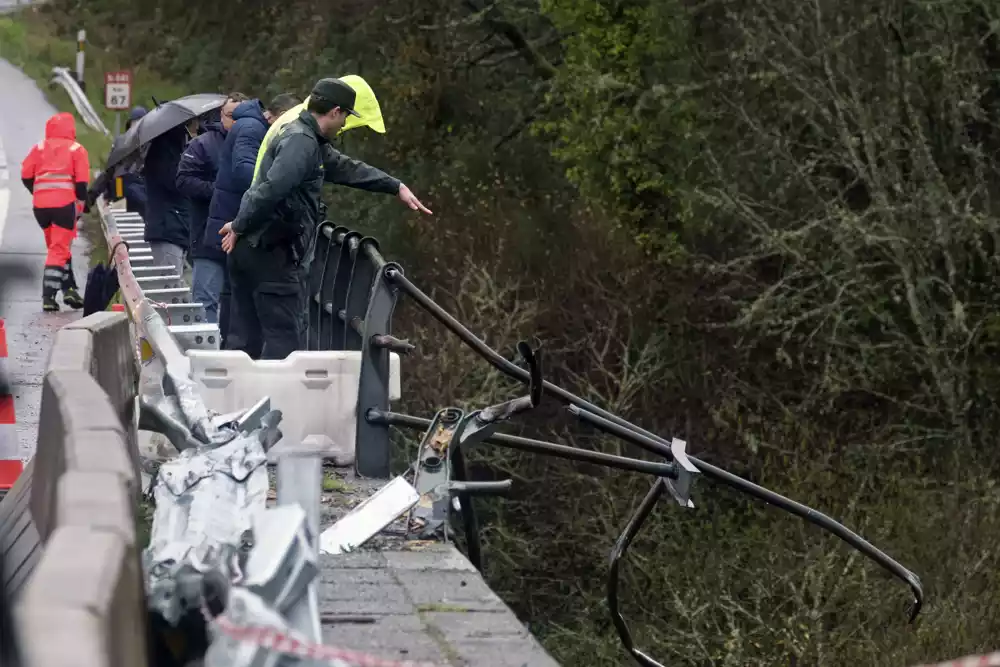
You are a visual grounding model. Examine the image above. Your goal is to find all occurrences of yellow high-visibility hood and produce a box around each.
[253,74,386,182]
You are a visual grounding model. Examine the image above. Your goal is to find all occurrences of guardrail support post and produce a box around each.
[331,231,362,350]
[275,446,323,547]
[307,222,335,351]
[343,237,381,352]
[355,261,402,479]
[274,443,323,643]
[314,226,349,350]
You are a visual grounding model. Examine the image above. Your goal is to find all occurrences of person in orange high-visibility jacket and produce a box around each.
[20,112,89,312]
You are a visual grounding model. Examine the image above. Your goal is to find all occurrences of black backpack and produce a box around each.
[82,262,121,316]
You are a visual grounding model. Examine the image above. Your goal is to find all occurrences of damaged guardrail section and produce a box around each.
[95,199,426,667]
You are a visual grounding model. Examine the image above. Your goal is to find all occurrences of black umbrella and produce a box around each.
[105,93,227,170]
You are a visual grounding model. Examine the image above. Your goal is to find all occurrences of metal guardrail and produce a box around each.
[306,224,407,478]
[50,67,109,136]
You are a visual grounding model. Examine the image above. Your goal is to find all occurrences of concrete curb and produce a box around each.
[0,311,148,667]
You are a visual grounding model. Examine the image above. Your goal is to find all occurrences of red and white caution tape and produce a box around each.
[912,652,1000,667]
[210,611,442,667]
[0,319,23,492]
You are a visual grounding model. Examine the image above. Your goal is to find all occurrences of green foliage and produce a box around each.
[536,0,703,253]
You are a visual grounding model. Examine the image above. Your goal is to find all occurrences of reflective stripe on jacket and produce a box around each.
[20,113,90,209]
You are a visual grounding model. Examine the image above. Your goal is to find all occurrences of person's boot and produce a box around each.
[61,259,83,309]
[42,265,63,312]
[63,287,83,309]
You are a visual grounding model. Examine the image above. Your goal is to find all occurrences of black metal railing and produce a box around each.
[307,222,414,478]
[306,221,924,667]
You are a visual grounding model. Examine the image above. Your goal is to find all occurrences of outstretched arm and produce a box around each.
[322,145,400,194]
[322,145,432,214]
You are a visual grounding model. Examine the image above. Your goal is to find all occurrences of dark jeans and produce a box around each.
[226,238,307,360]
[192,258,225,324]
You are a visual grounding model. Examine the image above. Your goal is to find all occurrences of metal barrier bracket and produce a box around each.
[407,408,464,540]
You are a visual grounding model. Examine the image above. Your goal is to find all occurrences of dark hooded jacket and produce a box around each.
[122,106,148,215]
[204,100,269,261]
[175,120,226,259]
[142,123,191,249]
[86,106,148,212]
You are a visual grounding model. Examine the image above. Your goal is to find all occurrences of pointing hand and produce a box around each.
[398,184,432,215]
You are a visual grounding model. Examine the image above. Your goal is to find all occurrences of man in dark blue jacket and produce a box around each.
[176,92,247,323]
[207,93,300,346]
[143,121,192,276]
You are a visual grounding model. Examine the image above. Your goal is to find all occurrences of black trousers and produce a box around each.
[226,239,307,360]
[218,267,232,350]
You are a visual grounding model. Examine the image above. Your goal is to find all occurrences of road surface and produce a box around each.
[0,58,89,460]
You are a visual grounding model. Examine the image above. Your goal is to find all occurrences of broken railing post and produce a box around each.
[275,439,325,553]
[274,438,327,644]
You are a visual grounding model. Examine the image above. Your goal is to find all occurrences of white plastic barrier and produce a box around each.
[187,350,401,463]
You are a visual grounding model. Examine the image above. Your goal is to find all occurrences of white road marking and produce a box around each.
[0,133,7,247]
[0,188,8,249]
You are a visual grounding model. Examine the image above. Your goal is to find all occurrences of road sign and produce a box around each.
[104,70,131,110]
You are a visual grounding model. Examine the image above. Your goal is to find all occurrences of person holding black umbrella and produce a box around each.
[219,78,431,360]
[113,94,228,276]
[142,121,193,276]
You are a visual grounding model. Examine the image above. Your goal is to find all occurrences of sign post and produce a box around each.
[104,70,132,137]
[76,29,86,90]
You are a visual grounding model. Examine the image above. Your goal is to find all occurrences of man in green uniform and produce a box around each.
[219,77,431,360]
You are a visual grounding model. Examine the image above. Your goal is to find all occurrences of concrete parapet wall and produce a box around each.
[0,312,148,667]
[0,460,40,599]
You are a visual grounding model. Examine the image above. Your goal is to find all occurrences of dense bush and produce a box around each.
[27,0,1000,663]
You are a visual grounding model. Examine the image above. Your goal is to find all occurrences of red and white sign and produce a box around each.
[104,70,132,110]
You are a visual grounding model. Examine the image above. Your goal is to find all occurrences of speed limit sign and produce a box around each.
[104,70,132,110]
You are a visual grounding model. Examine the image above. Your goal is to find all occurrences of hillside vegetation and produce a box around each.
[16,1,1000,664]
